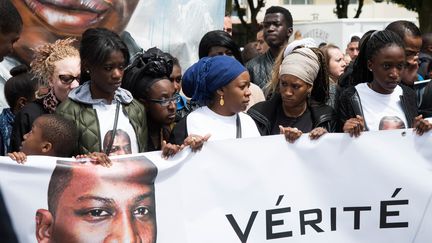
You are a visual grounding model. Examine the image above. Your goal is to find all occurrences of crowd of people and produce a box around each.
[1,0,432,241]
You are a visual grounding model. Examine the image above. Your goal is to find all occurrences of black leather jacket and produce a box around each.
[245,50,275,89]
[338,84,418,130]
[247,93,338,135]
[419,81,432,118]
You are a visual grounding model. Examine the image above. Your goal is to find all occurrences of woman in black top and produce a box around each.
[248,47,337,143]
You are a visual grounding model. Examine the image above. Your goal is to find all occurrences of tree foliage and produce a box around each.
[390,0,417,11]
[225,0,266,44]
[233,0,266,34]
[335,0,365,18]
[383,0,432,33]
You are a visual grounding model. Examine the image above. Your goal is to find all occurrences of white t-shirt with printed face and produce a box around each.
[355,83,408,131]
[93,102,138,155]
[186,106,261,141]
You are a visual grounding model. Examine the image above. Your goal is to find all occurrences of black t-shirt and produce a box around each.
[271,105,313,134]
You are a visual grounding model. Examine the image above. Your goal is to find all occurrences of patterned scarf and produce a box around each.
[42,88,60,114]
[0,108,15,154]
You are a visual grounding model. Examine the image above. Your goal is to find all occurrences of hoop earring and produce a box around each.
[219,95,224,106]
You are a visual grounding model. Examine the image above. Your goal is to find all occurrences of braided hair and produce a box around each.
[351,30,405,86]
[309,47,329,104]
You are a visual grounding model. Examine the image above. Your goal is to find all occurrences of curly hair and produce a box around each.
[351,30,405,86]
[30,38,79,88]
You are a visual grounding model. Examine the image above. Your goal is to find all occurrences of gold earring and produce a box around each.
[219,95,224,106]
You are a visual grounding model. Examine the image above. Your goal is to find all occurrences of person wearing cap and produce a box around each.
[169,55,260,145]
[248,47,338,143]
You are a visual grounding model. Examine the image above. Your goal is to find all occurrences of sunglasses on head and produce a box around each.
[58,74,80,84]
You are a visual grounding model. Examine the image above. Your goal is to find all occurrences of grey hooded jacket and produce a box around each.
[56,82,148,155]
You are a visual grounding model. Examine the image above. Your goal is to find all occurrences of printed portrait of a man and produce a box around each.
[379,116,406,130]
[103,129,132,156]
[11,0,140,64]
[35,155,157,243]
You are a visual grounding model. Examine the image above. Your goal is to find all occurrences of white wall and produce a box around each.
[292,18,418,50]
[233,1,417,23]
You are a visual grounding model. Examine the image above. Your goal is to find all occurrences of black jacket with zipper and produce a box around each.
[338,84,418,131]
[247,93,338,136]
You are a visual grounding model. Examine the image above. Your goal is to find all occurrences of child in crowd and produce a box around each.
[8,114,111,167]
[8,114,78,163]
[0,65,38,155]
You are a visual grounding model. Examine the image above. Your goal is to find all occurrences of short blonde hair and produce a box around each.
[30,38,79,88]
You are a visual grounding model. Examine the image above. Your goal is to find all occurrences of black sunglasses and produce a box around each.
[58,74,80,84]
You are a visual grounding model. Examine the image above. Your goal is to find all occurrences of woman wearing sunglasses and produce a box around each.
[10,38,80,152]
[56,28,147,155]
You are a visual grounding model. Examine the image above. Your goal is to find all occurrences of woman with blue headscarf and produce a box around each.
[170,55,260,145]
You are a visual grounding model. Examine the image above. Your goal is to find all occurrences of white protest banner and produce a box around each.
[0,130,431,242]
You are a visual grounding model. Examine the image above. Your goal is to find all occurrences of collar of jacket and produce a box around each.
[68,81,133,105]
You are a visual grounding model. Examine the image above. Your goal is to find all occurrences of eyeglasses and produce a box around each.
[148,94,181,107]
[58,74,80,84]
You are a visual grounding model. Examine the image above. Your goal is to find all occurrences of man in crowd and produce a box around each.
[246,6,293,89]
[345,35,360,62]
[418,32,432,80]
[223,13,233,36]
[386,20,422,87]
[256,26,269,54]
[36,156,158,243]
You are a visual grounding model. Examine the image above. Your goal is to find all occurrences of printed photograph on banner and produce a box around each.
[0,154,158,243]
[103,129,133,155]
[10,0,140,65]
[35,155,158,243]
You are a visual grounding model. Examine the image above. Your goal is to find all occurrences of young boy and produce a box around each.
[8,114,112,166]
[8,114,78,162]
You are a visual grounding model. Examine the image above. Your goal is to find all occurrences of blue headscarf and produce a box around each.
[182,55,246,105]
